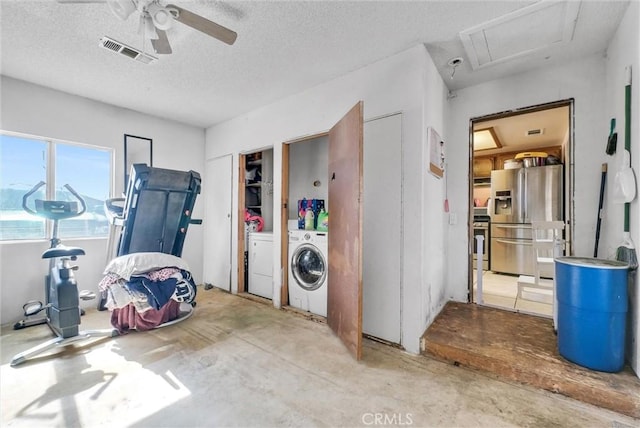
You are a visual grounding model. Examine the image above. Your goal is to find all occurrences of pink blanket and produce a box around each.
[111,299,181,334]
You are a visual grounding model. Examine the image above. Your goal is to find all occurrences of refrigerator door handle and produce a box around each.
[517,168,525,223]
[495,238,532,246]
[522,168,528,223]
[494,224,532,229]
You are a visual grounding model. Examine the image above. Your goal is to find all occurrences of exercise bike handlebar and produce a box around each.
[22,181,87,218]
[22,181,45,216]
[63,184,87,216]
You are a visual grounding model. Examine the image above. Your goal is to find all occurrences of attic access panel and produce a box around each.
[460,0,580,70]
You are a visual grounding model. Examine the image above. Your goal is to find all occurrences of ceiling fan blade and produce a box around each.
[151,29,173,54]
[167,4,237,45]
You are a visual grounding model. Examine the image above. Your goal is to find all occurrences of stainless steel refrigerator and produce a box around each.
[490,165,563,276]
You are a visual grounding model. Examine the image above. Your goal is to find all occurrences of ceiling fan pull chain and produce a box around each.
[139,14,151,56]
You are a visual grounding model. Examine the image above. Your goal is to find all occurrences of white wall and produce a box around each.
[422,48,448,328]
[602,0,640,376]
[288,136,329,221]
[205,45,447,354]
[0,77,206,325]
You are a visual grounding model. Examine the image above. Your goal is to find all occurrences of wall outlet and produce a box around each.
[449,212,457,225]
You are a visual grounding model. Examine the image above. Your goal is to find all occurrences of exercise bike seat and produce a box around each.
[42,246,85,259]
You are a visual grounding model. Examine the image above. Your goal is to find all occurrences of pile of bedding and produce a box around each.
[99,252,197,334]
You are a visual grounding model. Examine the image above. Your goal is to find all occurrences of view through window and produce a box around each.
[0,132,112,240]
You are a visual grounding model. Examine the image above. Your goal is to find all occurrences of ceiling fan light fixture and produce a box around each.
[106,0,137,21]
[147,2,173,30]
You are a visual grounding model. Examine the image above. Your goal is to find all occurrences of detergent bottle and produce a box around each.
[298,198,307,229]
[317,209,329,232]
[304,207,315,230]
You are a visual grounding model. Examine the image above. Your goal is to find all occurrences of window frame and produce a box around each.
[0,129,115,242]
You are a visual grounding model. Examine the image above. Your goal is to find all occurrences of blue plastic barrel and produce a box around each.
[555,257,629,372]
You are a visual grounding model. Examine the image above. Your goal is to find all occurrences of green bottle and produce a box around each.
[317,209,328,232]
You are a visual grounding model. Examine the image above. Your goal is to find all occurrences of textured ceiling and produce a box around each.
[0,1,630,128]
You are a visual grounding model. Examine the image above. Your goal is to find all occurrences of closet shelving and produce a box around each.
[245,156,263,214]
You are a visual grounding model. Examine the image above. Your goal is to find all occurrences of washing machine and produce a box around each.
[288,229,328,317]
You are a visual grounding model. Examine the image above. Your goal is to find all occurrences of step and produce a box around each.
[420,301,640,419]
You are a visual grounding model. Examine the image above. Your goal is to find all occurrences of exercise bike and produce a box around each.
[11,182,117,367]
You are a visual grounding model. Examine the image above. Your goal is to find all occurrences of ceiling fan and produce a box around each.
[57,0,237,55]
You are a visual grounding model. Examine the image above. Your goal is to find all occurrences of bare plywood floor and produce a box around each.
[421,301,640,419]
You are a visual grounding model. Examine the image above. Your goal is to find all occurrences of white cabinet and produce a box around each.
[248,232,273,299]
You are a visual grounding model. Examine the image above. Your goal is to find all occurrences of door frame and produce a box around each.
[280,132,329,306]
[468,98,575,304]
[237,147,273,294]
[280,101,364,360]
[238,153,247,293]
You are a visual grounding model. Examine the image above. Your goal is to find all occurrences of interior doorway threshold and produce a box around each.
[420,301,640,419]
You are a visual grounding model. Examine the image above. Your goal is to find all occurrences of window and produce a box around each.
[0,131,112,241]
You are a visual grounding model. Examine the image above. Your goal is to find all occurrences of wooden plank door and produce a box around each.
[327,102,364,360]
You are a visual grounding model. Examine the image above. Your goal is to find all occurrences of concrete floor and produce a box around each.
[1,288,637,428]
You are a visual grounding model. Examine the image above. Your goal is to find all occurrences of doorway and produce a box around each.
[469,99,574,317]
[281,103,365,360]
[238,148,274,296]
[281,113,403,348]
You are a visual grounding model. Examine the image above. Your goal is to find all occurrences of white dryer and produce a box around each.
[288,229,328,317]
[248,232,273,299]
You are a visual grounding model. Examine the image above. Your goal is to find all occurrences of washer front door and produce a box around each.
[291,243,326,291]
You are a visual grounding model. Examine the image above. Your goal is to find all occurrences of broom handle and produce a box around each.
[625,204,630,233]
[624,67,631,233]
[594,163,607,257]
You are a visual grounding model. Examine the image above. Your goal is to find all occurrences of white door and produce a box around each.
[363,113,402,344]
[204,154,233,291]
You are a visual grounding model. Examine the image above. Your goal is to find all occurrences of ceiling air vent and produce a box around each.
[98,36,157,64]
[527,128,544,136]
[459,0,581,70]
